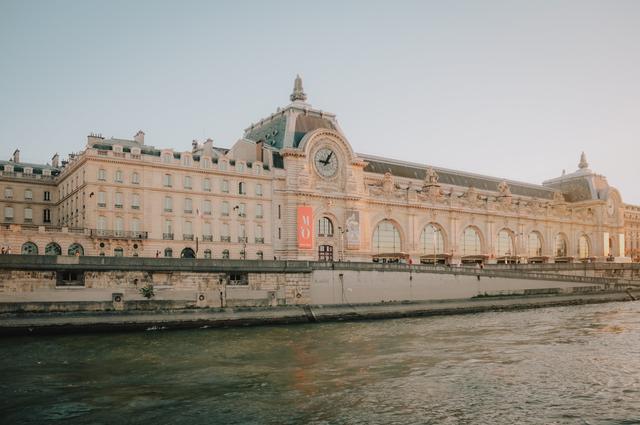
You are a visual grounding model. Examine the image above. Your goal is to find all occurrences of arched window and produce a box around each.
[555,234,568,257]
[372,220,401,253]
[256,251,263,260]
[527,232,542,257]
[496,230,514,256]
[419,224,444,254]
[460,227,482,256]
[181,247,195,258]
[204,249,212,259]
[579,235,590,258]
[68,243,84,256]
[21,242,38,255]
[114,247,124,257]
[222,249,230,259]
[238,182,246,195]
[318,217,334,237]
[164,248,173,258]
[45,242,62,256]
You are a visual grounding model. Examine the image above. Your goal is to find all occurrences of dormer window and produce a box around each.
[236,162,245,173]
[24,167,33,175]
[131,147,141,156]
[43,169,51,176]
[182,155,192,166]
[201,157,211,169]
[219,160,228,171]
[113,145,123,153]
[4,164,13,173]
[162,152,173,164]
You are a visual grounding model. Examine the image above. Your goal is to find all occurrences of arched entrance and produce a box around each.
[181,247,196,258]
[68,243,84,256]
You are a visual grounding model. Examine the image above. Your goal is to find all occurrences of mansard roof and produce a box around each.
[360,154,557,200]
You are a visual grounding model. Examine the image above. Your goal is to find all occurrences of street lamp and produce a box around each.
[338,226,349,262]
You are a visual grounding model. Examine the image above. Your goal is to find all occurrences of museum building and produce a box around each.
[1,76,639,263]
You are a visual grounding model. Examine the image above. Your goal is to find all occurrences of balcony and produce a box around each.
[255,237,264,244]
[183,234,194,240]
[202,235,213,242]
[132,205,140,210]
[164,208,173,213]
[163,233,174,240]
[90,229,149,239]
[98,203,106,208]
[220,236,231,242]
[115,204,123,209]
[184,209,193,214]
[238,236,248,243]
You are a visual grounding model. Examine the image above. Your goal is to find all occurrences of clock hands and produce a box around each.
[321,151,334,165]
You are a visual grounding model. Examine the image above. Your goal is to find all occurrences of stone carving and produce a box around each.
[498,180,511,197]
[461,186,483,208]
[290,74,307,102]
[382,170,394,194]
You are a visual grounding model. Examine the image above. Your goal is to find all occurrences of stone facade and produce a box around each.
[0,77,638,263]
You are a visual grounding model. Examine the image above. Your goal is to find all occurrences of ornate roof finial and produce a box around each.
[290,74,307,102]
[578,151,589,169]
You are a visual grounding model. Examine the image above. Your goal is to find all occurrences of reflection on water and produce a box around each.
[1,302,640,424]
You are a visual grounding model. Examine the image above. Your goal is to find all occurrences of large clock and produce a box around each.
[607,198,615,216]
[314,147,338,178]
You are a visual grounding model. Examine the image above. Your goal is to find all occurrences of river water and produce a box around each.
[1,302,639,424]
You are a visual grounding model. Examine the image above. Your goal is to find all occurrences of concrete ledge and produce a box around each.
[1,291,638,336]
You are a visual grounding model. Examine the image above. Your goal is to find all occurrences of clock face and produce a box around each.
[607,198,615,216]
[314,147,338,178]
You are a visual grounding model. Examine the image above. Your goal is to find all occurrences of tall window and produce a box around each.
[419,224,444,254]
[132,193,140,209]
[222,201,229,216]
[496,230,513,256]
[97,216,107,233]
[372,221,401,253]
[184,198,193,213]
[203,222,212,238]
[318,217,334,237]
[44,191,50,201]
[98,191,106,207]
[4,206,14,221]
[203,200,212,215]
[132,172,140,184]
[203,178,211,192]
[43,209,51,223]
[115,170,123,183]
[115,217,124,236]
[527,232,542,257]
[461,227,482,256]
[319,245,334,261]
[98,169,106,181]
[555,234,568,257]
[256,204,263,218]
[579,235,590,258]
[24,189,33,200]
[164,196,173,212]
[221,223,230,240]
[183,221,193,238]
[131,218,140,234]
[222,249,230,259]
[24,207,33,222]
[221,180,229,193]
[238,182,246,195]
[237,203,246,217]
[4,187,13,198]
[256,184,263,196]
[163,174,172,187]
[184,176,192,189]
[238,223,246,241]
[256,225,263,242]
[114,192,123,208]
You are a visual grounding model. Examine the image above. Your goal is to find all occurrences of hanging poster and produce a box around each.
[297,206,313,249]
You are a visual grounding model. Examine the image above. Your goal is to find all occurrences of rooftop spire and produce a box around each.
[578,151,589,169]
[290,74,307,102]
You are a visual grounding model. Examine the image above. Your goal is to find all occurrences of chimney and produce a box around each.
[133,130,145,144]
[12,149,20,163]
[256,140,264,162]
[51,153,59,168]
[204,138,213,150]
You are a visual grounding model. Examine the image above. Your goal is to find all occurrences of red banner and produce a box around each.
[297,206,313,249]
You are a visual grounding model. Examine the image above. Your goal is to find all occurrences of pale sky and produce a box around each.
[1,0,639,203]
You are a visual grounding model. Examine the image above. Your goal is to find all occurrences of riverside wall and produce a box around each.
[0,256,638,330]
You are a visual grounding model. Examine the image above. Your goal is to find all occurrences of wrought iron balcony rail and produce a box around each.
[90,229,149,239]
